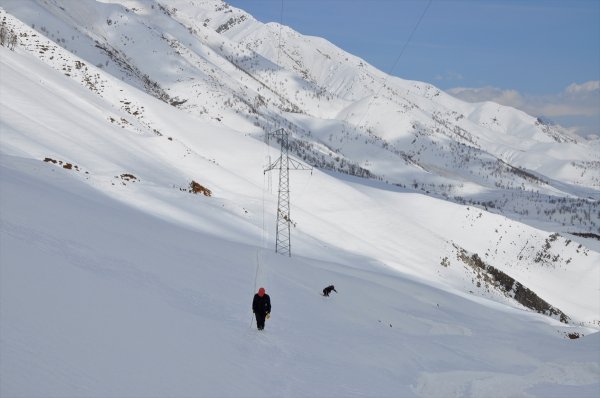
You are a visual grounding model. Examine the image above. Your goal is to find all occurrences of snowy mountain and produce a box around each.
[4,0,599,233]
[1,1,599,397]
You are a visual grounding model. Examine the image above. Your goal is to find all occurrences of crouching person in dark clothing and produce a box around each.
[323,285,337,297]
[252,287,271,330]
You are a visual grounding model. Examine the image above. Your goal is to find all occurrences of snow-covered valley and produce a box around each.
[1,1,599,397]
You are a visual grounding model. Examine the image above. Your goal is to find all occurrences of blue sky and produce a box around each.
[226,0,600,137]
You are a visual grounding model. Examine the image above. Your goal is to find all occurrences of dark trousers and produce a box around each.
[255,312,266,330]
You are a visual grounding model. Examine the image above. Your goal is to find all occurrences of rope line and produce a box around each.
[250,249,261,327]
[251,126,274,328]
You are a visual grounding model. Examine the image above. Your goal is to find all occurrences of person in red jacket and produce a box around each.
[252,287,271,330]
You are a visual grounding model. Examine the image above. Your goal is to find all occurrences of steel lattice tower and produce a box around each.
[264,128,312,256]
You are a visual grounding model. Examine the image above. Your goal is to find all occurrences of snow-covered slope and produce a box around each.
[3,152,599,397]
[1,1,599,396]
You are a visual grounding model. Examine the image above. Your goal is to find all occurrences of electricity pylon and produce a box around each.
[264,128,312,257]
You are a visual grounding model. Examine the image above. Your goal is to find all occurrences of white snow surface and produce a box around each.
[1,1,599,397]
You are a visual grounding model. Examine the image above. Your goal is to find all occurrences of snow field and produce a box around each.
[1,2,599,396]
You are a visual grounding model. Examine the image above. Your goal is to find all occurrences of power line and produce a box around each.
[276,0,284,65]
[355,0,433,130]
[385,0,433,80]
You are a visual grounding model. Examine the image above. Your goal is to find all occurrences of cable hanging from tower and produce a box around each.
[251,0,286,320]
